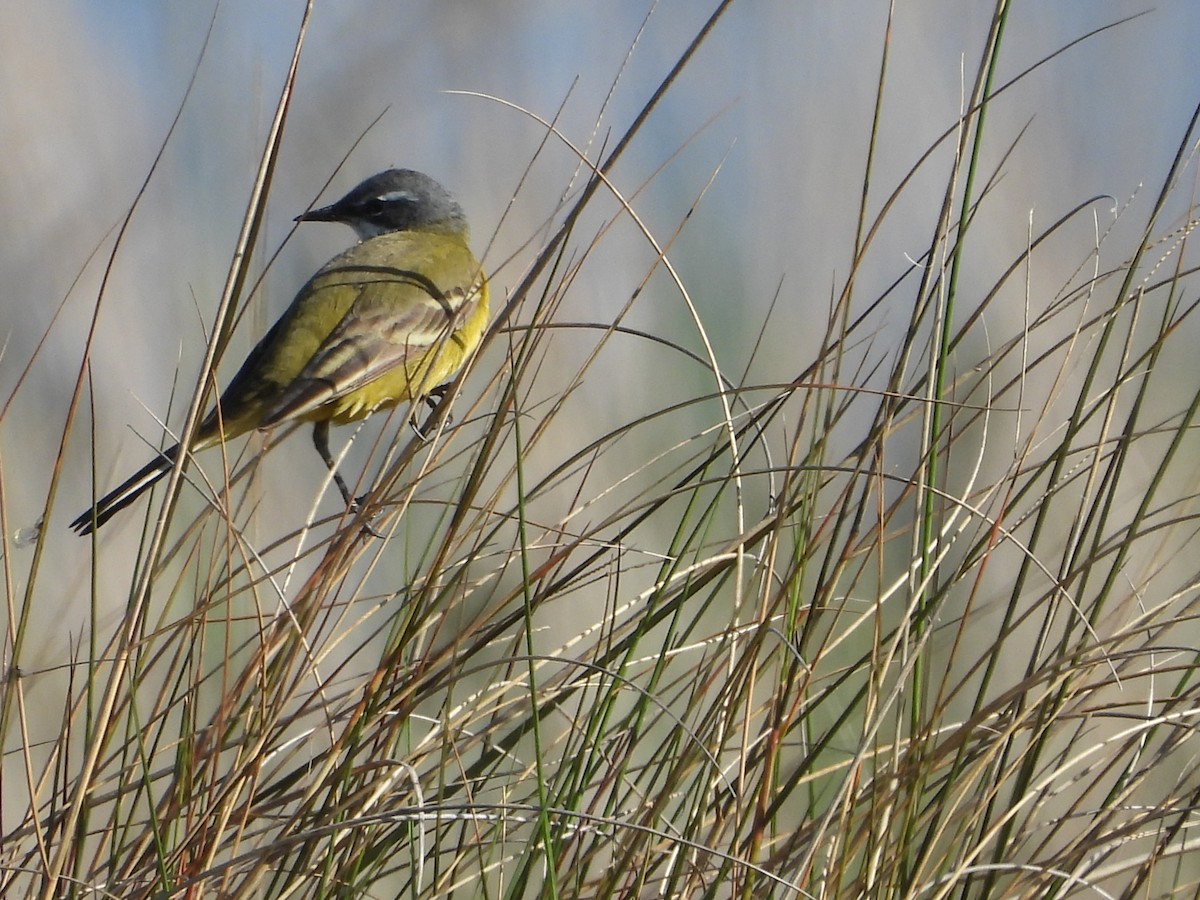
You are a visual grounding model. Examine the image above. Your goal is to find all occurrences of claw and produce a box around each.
[350,495,385,538]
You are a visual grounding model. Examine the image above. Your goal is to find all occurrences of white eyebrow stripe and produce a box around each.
[375,190,416,204]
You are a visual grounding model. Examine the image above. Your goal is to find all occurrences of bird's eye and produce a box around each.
[361,198,386,218]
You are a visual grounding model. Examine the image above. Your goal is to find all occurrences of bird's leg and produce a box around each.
[311,421,384,537]
[312,420,353,506]
[424,384,448,413]
[409,385,451,440]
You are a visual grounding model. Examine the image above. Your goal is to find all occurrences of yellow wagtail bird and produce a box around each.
[72,168,489,535]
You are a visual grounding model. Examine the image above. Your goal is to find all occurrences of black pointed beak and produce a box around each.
[295,202,341,224]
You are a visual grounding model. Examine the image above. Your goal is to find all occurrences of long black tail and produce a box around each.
[70,443,181,535]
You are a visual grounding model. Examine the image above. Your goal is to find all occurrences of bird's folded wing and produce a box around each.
[257,278,480,427]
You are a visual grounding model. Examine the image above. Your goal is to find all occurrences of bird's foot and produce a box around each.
[349,495,385,538]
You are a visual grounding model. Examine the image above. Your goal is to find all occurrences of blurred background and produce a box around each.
[4,0,1199,792]
[7,3,1200,893]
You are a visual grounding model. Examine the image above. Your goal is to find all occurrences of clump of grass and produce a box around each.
[3,3,1199,898]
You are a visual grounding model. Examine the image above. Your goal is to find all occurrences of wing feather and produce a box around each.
[259,282,478,425]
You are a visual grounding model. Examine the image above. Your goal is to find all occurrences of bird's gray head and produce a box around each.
[297,168,468,240]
